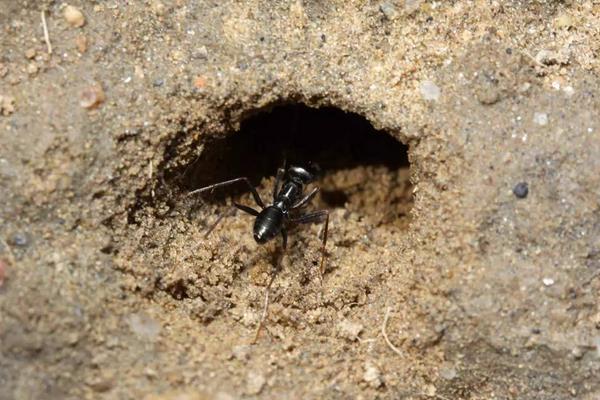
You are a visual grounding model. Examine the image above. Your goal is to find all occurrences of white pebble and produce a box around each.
[439,363,457,380]
[64,5,86,28]
[542,278,555,286]
[405,0,423,13]
[127,312,161,340]
[231,345,251,361]
[535,50,561,66]
[563,86,575,97]
[379,2,398,19]
[363,362,383,388]
[419,80,441,101]
[533,112,548,126]
[337,319,363,341]
[246,371,266,395]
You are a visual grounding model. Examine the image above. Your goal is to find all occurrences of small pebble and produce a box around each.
[555,13,574,29]
[27,63,38,75]
[193,76,207,89]
[153,78,165,87]
[513,182,528,199]
[405,0,423,13]
[193,45,209,60]
[12,232,29,247]
[231,344,251,361]
[563,86,575,97]
[151,0,166,16]
[75,36,88,53]
[0,95,15,116]
[419,80,440,101]
[80,84,105,109]
[64,5,86,28]
[337,319,363,341]
[363,362,383,388]
[67,332,80,345]
[25,48,36,59]
[518,82,531,93]
[439,362,457,380]
[127,312,161,340]
[542,277,555,287]
[571,346,584,360]
[245,371,266,395]
[86,373,114,392]
[533,112,548,126]
[379,2,398,20]
[424,384,437,396]
[535,49,567,66]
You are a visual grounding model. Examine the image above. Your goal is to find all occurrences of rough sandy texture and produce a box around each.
[1,1,600,399]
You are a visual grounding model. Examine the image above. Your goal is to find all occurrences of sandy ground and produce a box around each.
[2,1,600,399]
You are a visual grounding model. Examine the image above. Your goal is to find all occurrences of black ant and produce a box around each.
[189,163,329,342]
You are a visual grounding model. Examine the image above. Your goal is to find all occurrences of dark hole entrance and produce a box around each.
[181,104,412,228]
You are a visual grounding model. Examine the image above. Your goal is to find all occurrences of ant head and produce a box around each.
[287,165,318,184]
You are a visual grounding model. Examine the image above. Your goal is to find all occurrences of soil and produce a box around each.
[1,1,600,399]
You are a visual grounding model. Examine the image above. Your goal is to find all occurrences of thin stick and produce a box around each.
[252,273,276,344]
[41,10,52,55]
[381,307,402,357]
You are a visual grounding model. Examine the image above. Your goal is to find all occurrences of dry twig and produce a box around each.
[252,273,276,344]
[41,10,52,54]
[381,307,403,357]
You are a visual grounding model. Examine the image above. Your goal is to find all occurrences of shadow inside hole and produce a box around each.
[181,104,410,208]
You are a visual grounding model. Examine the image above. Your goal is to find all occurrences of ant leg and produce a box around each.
[189,177,265,209]
[291,210,329,277]
[290,187,319,210]
[233,202,260,216]
[204,203,258,238]
[281,228,288,250]
[203,207,235,238]
[252,228,287,344]
[273,167,285,201]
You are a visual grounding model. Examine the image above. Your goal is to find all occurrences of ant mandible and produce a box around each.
[189,164,330,341]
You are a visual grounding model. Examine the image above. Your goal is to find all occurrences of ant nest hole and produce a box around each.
[123,103,413,321]
[179,104,413,232]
